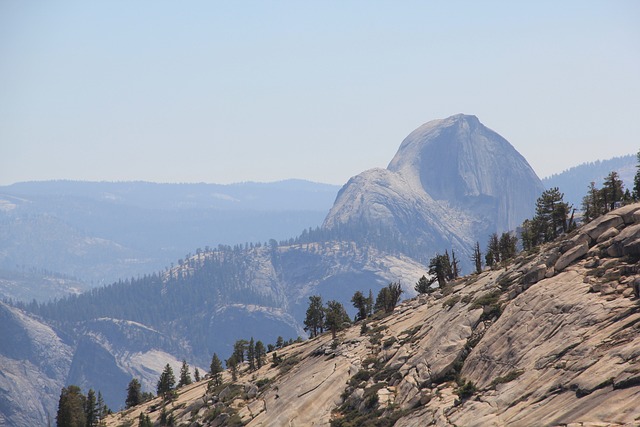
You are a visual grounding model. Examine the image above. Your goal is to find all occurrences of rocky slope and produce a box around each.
[0,242,427,425]
[0,302,73,427]
[324,114,544,268]
[106,203,640,427]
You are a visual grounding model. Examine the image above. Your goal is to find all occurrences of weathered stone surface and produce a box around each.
[324,114,544,274]
[555,241,589,272]
[596,227,619,243]
[612,203,640,224]
[522,263,547,286]
[582,214,624,241]
[561,233,590,253]
[104,206,640,427]
[623,237,640,257]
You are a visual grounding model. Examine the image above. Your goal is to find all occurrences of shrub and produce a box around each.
[442,295,460,309]
[349,370,372,388]
[490,370,523,388]
[455,379,477,399]
[382,336,397,348]
[255,378,271,389]
[278,356,300,375]
[470,290,501,309]
[360,323,369,335]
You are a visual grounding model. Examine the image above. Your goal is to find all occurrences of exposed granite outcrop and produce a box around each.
[105,204,640,427]
[324,114,544,270]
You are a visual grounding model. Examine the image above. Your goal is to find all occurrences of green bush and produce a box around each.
[490,370,523,388]
[382,336,397,348]
[349,369,372,388]
[455,379,477,399]
[442,295,460,308]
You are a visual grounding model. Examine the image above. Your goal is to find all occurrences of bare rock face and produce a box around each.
[387,114,543,232]
[0,302,72,427]
[324,114,544,268]
[104,204,640,427]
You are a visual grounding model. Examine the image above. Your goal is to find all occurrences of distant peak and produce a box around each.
[450,113,478,120]
[442,113,480,126]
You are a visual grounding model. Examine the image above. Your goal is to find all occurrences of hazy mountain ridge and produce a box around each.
[0,180,339,301]
[543,154,636,208]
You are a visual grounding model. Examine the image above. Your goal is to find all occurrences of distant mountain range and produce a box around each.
[0,115,636,426]
[0,180,340,302]
[543,154,636,208]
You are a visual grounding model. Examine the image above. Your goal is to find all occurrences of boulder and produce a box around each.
[623,237,640,257]
[582,214,624,241]
[607,223,640,257]
[522,264,547,286]
[611,203,640,224]
[555,242,589,272]
[596,227,619,243]
[560,234,590,253]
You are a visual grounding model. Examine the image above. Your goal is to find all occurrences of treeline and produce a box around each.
[21,245,281,326]
[56,386,110,427]
[581,169,638,222]
[303,282,404,340]
[283,223,432,263]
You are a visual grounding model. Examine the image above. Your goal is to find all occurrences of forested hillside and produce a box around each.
[543,154,635,208]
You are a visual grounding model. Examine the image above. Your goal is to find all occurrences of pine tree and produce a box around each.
[374,282,403,313]
[350,291,368,321]
[303,295,325,338]
[138,413,153,427]
[485,233,500,267]
[276,336,284,349]
[156,364,176,397]
[85,389,98,427]
[125,378,142,409]
[414,275,430,294]
[602,171,624,212]
[534,188,570,242]
[633,150,640,201]
[96,391,107,421]
[233,339,248,363]
[428,253,451,287]
[498,232,517,262]
[56,385,86,427]
[324,300,351,339]
[247,337,256,371]
[96,392,106,422]
[255,341,266,369]
[472,242,482,274]
[226,355,239,381]
[450,250,460,279]
[209,353,223,386]
[366,289,374,317]
[178,360,192,387]
[581,181,602,222]
[194,367,201,382]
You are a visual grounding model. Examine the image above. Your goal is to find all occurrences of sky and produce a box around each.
[1,1,639,186]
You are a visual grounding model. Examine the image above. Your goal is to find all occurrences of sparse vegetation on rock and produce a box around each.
[101,203,640,427]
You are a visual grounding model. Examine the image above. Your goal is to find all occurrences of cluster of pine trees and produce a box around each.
[56,386,110,427]
[225,337,268,380]
[303,282,403,341]
[581,169,637,222]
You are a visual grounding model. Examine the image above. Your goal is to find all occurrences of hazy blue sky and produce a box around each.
[1,1,639,186]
